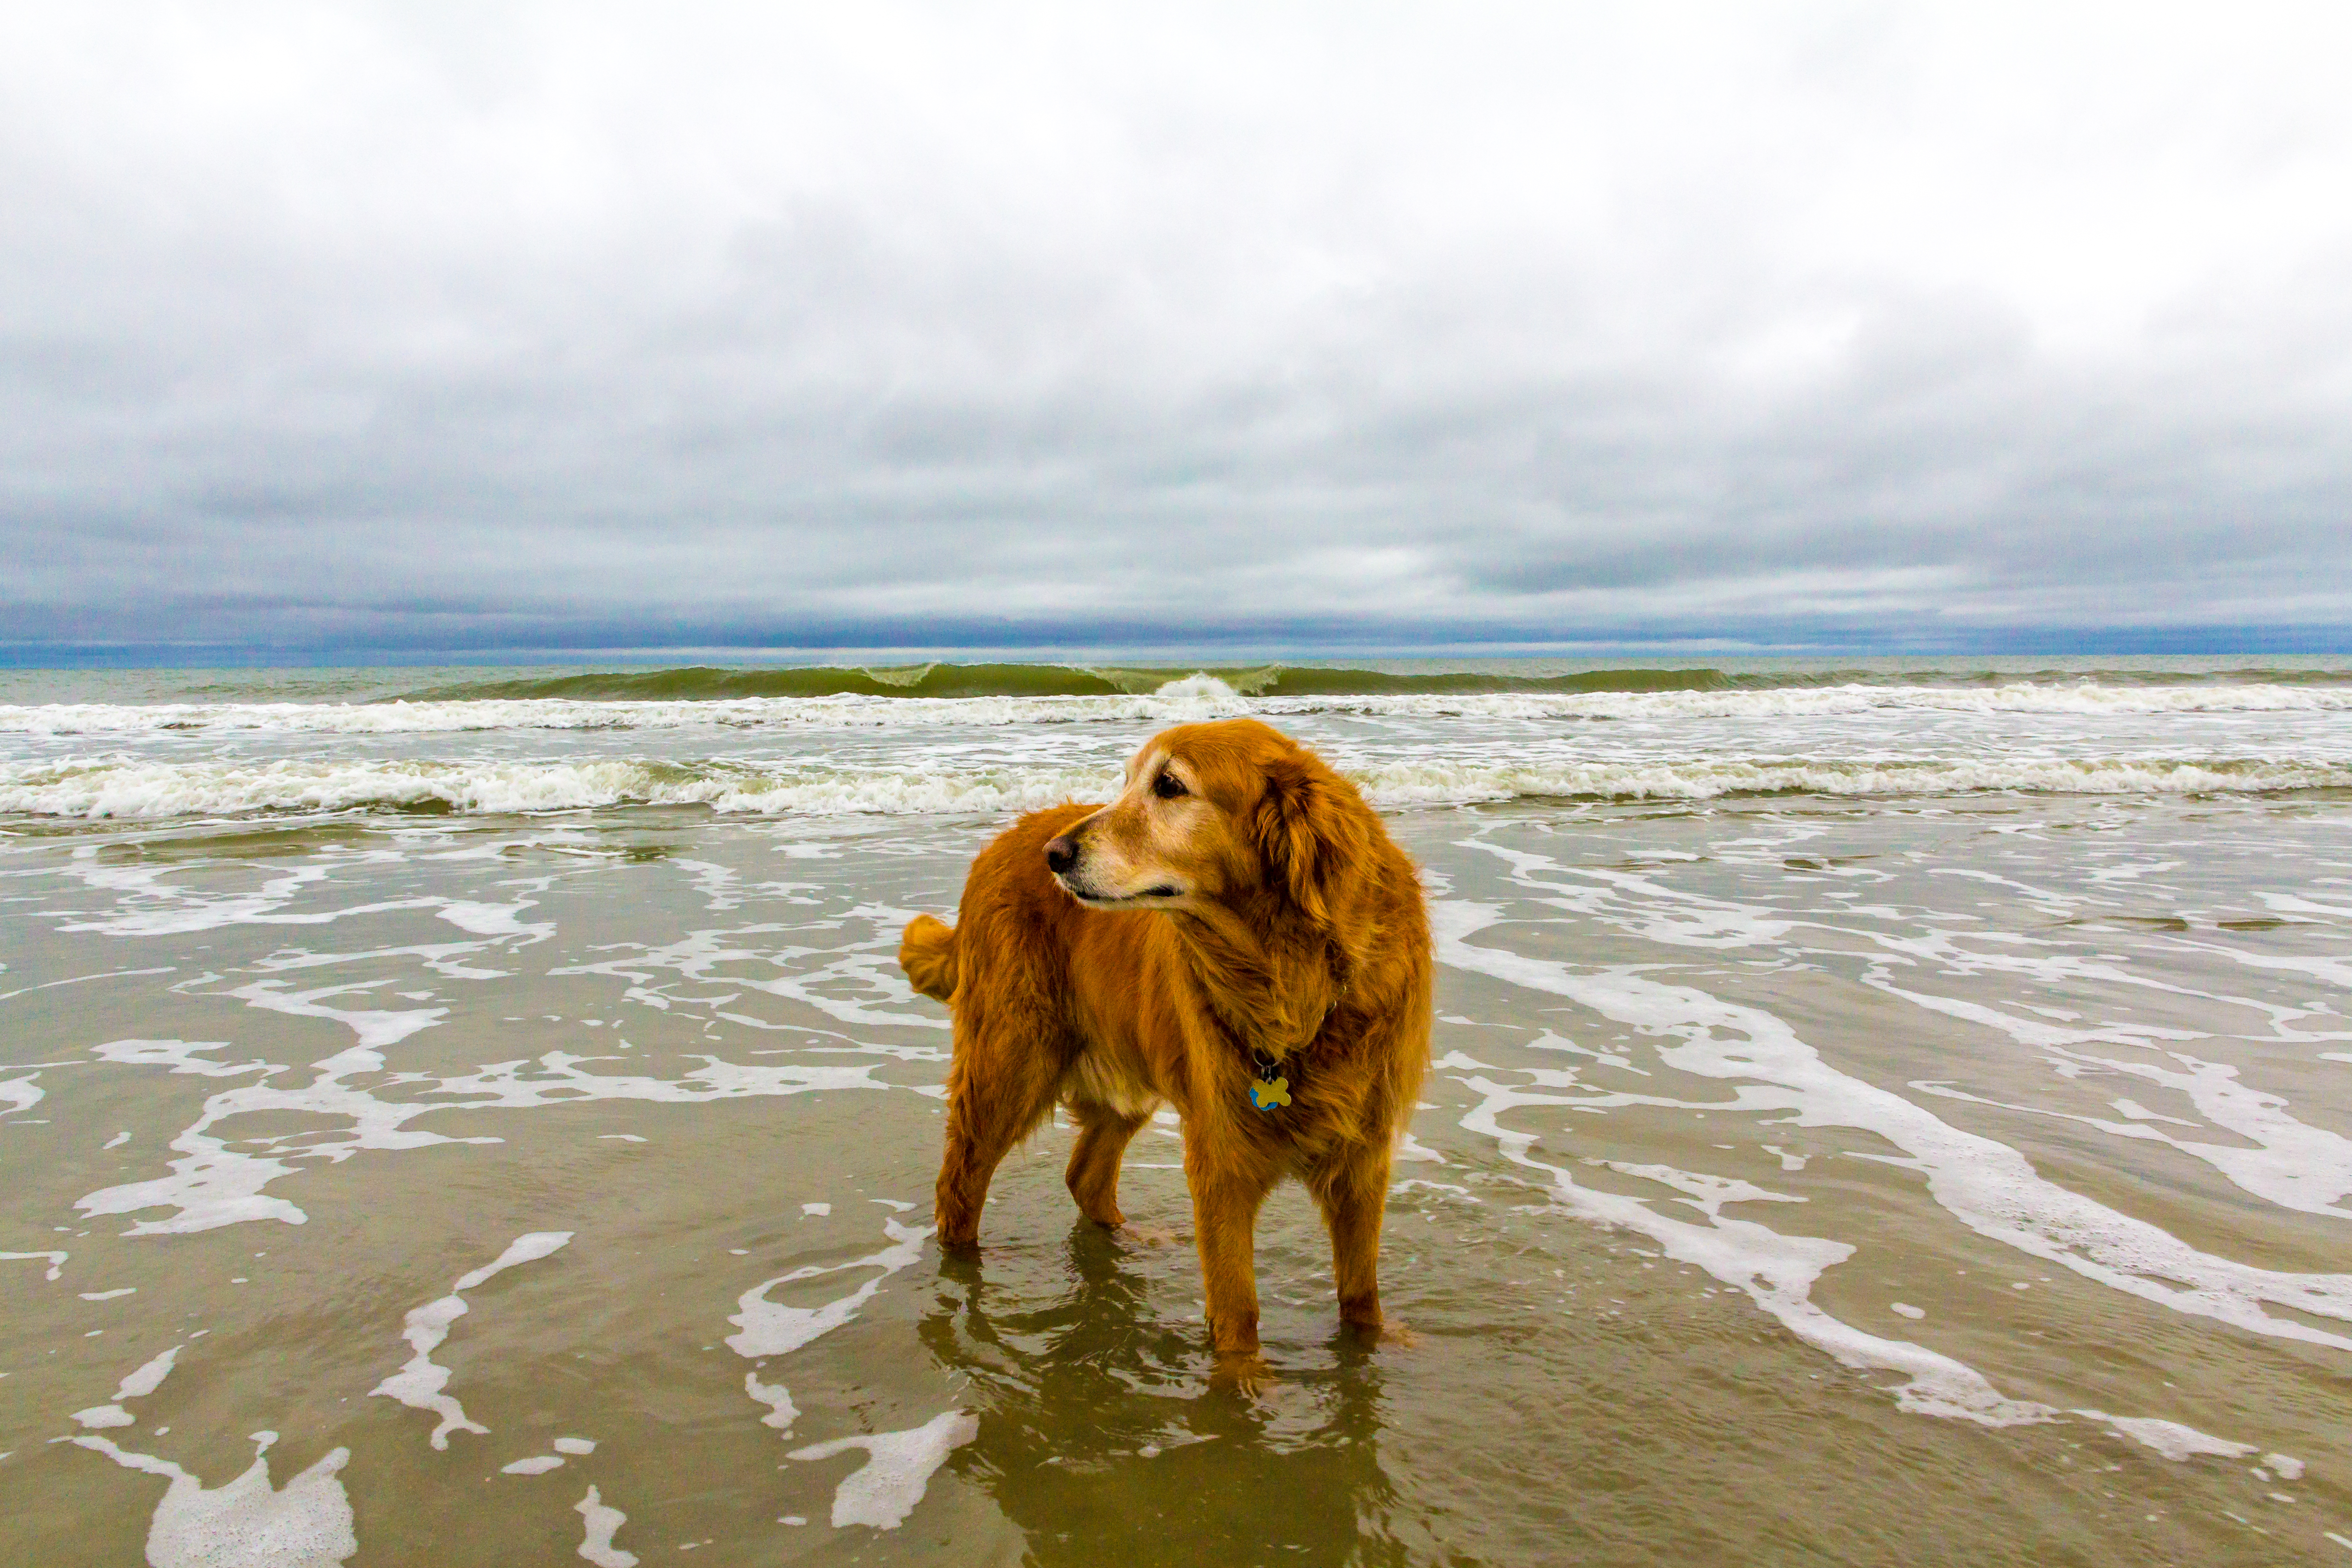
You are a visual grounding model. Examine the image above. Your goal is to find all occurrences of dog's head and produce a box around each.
[1044,718,1374,926]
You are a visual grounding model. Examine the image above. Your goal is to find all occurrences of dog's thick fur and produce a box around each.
[898,718,1432,1369]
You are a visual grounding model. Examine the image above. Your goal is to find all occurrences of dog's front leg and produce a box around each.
[1185,1139,1278,1381]
[1309,1144,1394,1337]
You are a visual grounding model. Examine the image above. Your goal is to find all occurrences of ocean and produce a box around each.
[2,656,2347,1564]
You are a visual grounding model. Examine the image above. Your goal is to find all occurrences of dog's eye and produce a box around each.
[1151,772,1187,800]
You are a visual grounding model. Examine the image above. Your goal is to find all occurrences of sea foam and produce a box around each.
[7,751,2347,822]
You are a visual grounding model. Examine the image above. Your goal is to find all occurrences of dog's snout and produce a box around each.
[1043,834,1079,876]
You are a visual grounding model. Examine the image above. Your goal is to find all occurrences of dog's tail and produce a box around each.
[898,914,960,1002]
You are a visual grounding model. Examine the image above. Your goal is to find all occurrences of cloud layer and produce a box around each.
[5,3,2350,655]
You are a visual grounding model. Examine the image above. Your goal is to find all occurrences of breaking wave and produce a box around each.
[396,662,1744,700]
[393,662,2352,702]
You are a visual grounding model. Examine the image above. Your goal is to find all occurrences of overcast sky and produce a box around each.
[5,3,2350,658]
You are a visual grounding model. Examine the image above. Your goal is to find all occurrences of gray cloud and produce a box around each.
[4,3,2351,657]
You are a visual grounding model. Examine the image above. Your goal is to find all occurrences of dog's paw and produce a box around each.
[1344,1317,1417,1350]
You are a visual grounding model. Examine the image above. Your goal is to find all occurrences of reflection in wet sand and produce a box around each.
[921,1227,1414,1566]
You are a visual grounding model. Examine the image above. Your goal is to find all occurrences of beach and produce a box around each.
[3,658,2348,1564]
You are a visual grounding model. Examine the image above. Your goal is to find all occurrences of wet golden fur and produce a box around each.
[898,718,1432,1372]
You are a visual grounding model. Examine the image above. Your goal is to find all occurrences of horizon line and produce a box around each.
[7,641,2352,672]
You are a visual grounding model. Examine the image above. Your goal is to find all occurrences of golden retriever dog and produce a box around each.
[898,718,1431,1377]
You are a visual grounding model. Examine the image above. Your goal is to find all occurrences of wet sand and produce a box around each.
[4,789,2347,1564]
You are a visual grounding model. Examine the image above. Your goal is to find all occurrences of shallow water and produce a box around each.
[3,665,2349,1564]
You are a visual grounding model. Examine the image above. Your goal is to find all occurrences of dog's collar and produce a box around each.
[1244,994,1338,1113]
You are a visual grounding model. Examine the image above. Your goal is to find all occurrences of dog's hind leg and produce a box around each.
[1308,1144,1394,1336]
[935,1011,1062,1252]
[1064,1105,1151,1228]
[936,1083,1045,1252]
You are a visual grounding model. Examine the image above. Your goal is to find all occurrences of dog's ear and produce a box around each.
[1251,754,1371,926]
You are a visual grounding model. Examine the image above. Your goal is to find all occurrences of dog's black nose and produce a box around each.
[1044,835,1078,875]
